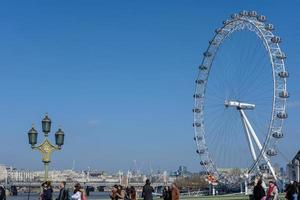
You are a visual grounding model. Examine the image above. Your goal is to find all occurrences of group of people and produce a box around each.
[162,183,180,200]
[109,179,180,200]
[40,181,87,200]
[285,181,300,200]
[253,178,300,200]
[253,179,279,200]
[109,184,136,200]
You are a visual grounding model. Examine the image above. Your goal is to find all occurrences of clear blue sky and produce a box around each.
[0,1,299,172]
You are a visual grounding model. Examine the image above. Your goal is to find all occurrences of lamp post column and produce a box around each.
[27,114,65,181]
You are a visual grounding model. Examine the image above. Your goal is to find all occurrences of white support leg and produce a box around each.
[240,113,257,162]
[240,110,277,180]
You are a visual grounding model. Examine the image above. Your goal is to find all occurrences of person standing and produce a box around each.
[287,181,299,200]
[56,181,69,200]
[266,181,278,200]
[129,186,137,200]
[71,183,82,200]
[162,186,171,200]
[115,185,125,200]
[142,179,154,200]
[253,179,266,200]
[0,185,6,200]
[41,181,53,200]
[298,181,300,200]
[109,185,118,200]
[171,183,179,200]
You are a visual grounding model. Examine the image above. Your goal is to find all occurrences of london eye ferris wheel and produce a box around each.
[193,11,289,181]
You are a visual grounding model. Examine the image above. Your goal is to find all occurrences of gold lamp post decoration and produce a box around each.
[27,113,65,181]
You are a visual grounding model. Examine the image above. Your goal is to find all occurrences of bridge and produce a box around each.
[6,181,166,190]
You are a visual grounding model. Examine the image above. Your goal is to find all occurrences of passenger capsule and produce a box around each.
[231,13,239,19]
[192,108,201,113]
[279,90,289,98]
[266,149,278,156]
[193,123,201,127]
[278,71,289,78]
[276,52,286,60]
[209,40,218,45]
[193,94,203,99]
[204,51,212,57]
[257,15,267,22]
[259,163,269,170]
[196,149,206,154]
[196,79,205,84]
[239,10,248,16]
[249,11,257,17]
[200,160,209,166]
[265,24,274,31]
[277,111,288,119]
[223,20,231,25]
[272,132,283,138]
[194,135,203,141]
[199,65,208,70]
[271,36,281,43]
[215,28,223,34]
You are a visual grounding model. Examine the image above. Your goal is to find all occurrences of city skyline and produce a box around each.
[0,1,299,172]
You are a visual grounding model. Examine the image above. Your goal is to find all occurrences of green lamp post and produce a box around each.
[27,114,65,181]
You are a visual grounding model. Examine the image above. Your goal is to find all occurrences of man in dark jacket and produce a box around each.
[0,185,6,200]
[142,179,154,200]
[56,181,69,200]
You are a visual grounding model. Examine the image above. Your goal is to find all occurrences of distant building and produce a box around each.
[175,166,192,177]
[0,165,8,183]
[286,150,300,182]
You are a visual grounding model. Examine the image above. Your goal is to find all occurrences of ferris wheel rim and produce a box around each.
[193,11,288,180]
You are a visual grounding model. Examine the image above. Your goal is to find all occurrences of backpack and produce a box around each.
[81,192,87,200]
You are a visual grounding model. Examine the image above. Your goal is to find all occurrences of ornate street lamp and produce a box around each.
[27,113,65,181]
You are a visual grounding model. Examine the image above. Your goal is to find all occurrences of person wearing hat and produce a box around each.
[142,179,154,200]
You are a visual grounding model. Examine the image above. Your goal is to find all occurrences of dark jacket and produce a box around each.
[42,188,53,200]
[56,188,69,200]
[253,185,265,200]
[0,187,6,200]
[162,187,171,200]
[142,184,154,200]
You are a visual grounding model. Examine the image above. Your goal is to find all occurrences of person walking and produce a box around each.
[0,185,6,200]
[171,183,179,200]
[56,181,69,200]
[266,181,278,200]
[142,179,154,200]
[253,179,266,200]
[71,183,82,200]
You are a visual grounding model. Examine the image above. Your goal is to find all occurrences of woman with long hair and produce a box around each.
[71,183,82,200]
[130,186,137,200]
[253,179,266,200]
